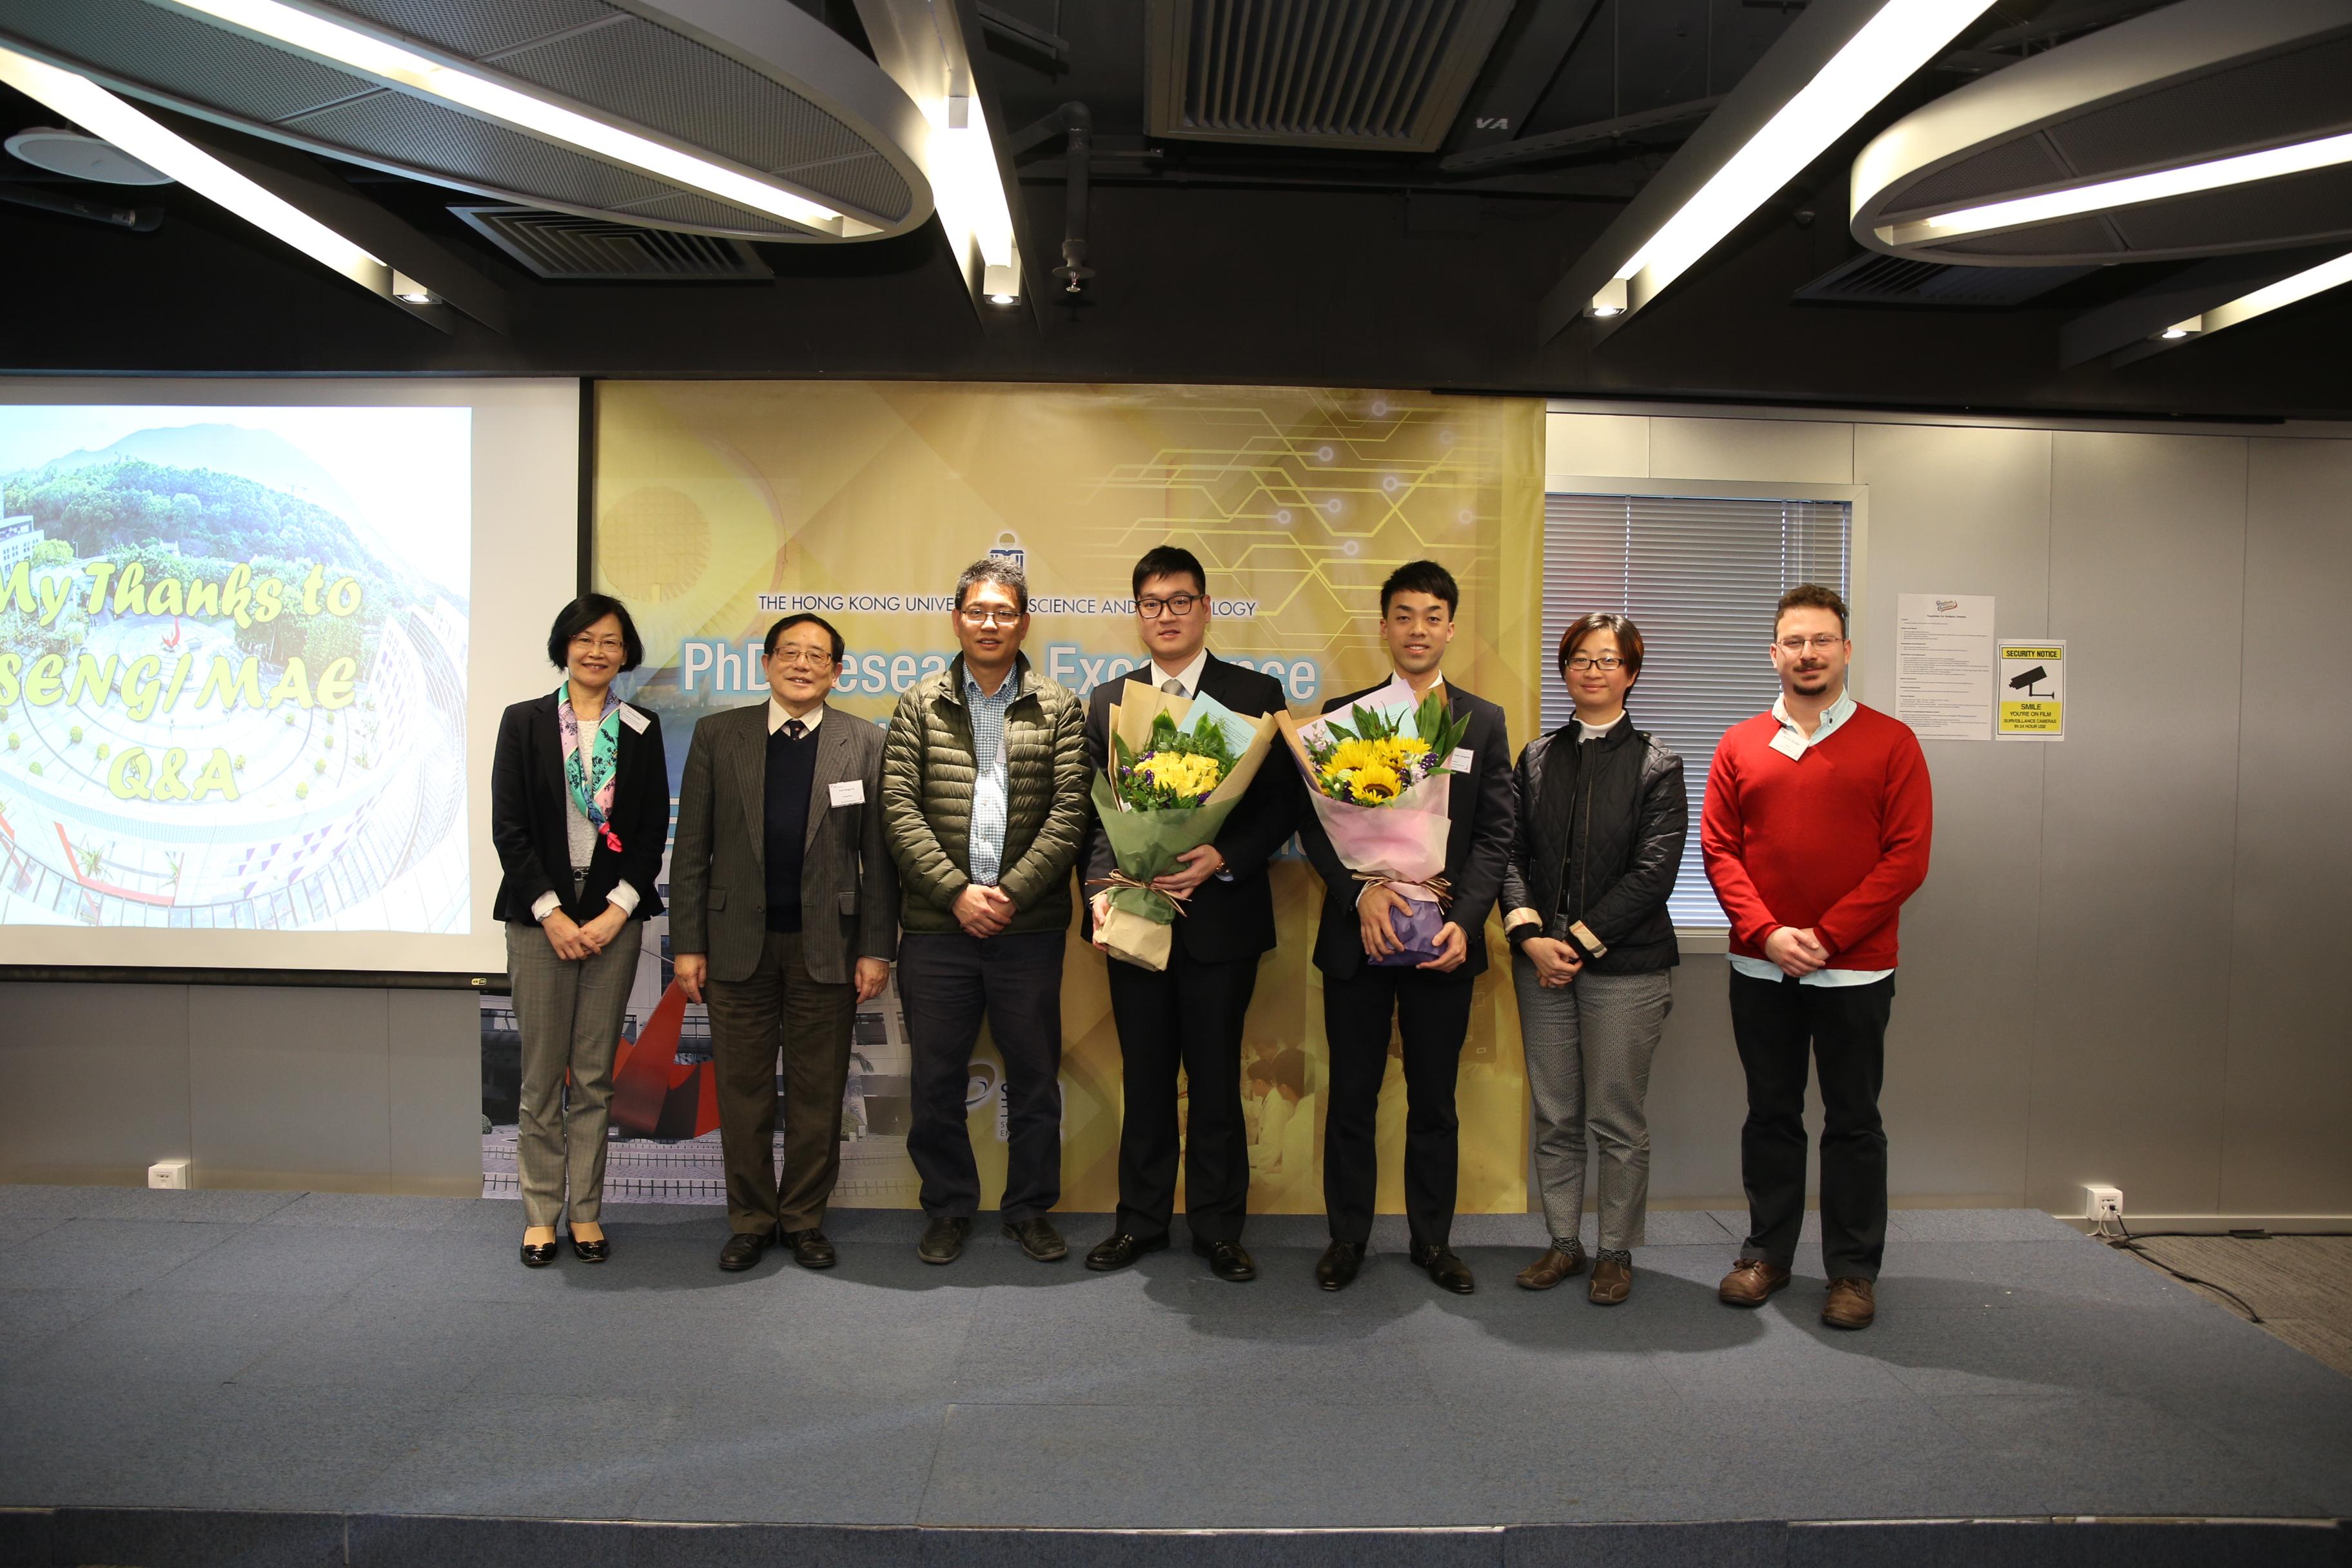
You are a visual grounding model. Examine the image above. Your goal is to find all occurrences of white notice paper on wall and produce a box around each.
[1896,594,1995,741]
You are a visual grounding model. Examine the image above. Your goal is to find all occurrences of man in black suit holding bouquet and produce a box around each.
[1081,545,1298,1283]
[1296,559,1514,1294]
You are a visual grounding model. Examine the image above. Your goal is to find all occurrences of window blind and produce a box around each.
[1541,492,1852,930]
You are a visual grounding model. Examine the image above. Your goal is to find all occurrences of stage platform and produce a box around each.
[1,1188,2346,1567]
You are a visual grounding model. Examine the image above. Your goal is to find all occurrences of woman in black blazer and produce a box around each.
[491,593,669,1267]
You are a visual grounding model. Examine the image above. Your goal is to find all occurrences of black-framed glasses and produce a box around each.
[1565,654,1625,672]
[1137,593,1202,618]
[959,606,1022,627]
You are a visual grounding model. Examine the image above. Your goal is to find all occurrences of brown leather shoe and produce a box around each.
[1588,1250,1632,1305]
[1822,1276,1876,1329]
[1718,1257,1792,1306]
[1514,1242,1587,1291]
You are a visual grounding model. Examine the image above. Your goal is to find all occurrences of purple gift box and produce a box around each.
[1369,897,1448,966]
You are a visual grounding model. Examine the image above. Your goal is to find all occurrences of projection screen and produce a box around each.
[0,378,579,977]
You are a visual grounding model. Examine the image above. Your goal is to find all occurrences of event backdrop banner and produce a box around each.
[484,381,1542,1216]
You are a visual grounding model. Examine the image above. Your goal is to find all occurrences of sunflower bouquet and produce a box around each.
[1090,685,1280,970]
[1279,681,1473,966]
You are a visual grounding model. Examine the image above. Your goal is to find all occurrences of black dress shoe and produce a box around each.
[1004,1216,1069,1262]
[718,1228,776,1271]
[570,1235,610,1263]
[520,1240,559,1268]
[1085,1231,1170,1271]
[779,1228,836,1269]
[1409,1238,1475,1295]
[917,1215,972,1265]
[1192,1237,1257,1282]
[1315,1239,1366,1291]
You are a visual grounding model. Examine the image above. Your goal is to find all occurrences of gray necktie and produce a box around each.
[1162,679,1184,696]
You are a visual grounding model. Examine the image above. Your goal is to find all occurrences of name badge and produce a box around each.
[617,704,649,734]
[1448,747,1474,772]
[828,779,866,807]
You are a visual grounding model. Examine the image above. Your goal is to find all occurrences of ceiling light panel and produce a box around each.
[0,0,935,240]
[1575,0,1996,325]
[0,44,385,287]
[1852,0,2352,266]
[166,0,843,231]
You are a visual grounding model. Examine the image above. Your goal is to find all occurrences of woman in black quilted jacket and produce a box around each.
[1500,612,1687,1306]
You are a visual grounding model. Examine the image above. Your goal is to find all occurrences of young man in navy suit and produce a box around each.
[1082,546,1298,1282]
[1296,560,1515,1295]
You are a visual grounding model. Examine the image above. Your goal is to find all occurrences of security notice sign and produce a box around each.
[1998,640,2066,740]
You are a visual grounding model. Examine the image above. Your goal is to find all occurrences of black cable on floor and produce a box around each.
[2104,1220,2266,1324]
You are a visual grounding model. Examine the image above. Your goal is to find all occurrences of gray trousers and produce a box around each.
[1513,961,1674,1251]
[507,917,638,1229]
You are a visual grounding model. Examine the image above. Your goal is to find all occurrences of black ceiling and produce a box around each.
[3,0,2349,420]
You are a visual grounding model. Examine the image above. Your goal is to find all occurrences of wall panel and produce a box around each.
[2030,433,2248,1215]
[2223,440,2352,1214]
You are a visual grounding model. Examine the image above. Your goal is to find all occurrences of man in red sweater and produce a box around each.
[1700,584,1932,1331]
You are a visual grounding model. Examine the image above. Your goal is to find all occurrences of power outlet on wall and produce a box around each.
[2084,1185,2124,1225]
[148,1159,190,1190]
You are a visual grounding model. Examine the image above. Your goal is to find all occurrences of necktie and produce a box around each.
[1161,679,1184,696]
[784,720,806,740]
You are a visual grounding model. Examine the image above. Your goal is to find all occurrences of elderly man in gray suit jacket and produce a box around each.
[671,614,898,1272]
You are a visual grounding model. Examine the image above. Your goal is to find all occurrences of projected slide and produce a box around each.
[0,406,471,935]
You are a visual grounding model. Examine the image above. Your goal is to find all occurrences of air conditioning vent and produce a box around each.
[453,206,772,280]
[1795,251,2091,306]
[1145,0,1513,152]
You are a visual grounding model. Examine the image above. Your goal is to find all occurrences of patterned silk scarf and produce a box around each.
[556,683,624,852]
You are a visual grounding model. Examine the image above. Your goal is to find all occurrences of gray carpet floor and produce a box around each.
[1,1188,2347,1531]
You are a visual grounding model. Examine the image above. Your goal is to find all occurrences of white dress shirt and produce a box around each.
[1146,647,1209,698]
[769,696,827,735]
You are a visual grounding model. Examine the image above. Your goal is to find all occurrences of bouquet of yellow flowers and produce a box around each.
[1090,686,1280,970]
[1279,682,1472,965]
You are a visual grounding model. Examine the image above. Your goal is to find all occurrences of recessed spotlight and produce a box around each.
[988,293,1016,305]
[2158,326,2191,340]
[392,271,434,304]
[1589,303,1625,317]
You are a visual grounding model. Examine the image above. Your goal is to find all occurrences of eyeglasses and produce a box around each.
[959,606,1022,627]
[1137,593,1202,619]
[1776,634,1845,654]
[569,634,625,654]
[1565,654,1625,672]
[768,647,836,669]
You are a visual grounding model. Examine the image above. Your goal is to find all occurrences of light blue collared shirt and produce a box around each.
[1729,687,1892,990]
[964,663,1022,887]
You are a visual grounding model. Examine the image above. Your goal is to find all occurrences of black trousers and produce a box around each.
[1728,968,1895,1280]
[1321,963,1475,1248]
[1107,944,1259,1243]
[899,928,1066,1224]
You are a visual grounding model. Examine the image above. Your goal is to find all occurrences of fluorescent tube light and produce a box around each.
[2170,249,2352,344]
[1599,0,1995,317]
[164,0,843,232]
[1914,130,2352,242]
[0,45,388,291]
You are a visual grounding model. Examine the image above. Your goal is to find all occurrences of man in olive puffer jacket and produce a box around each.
[882,556,1091,1267]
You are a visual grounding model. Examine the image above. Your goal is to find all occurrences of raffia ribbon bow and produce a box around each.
[1087,870,1189,916]
[1353,871,1452,908]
